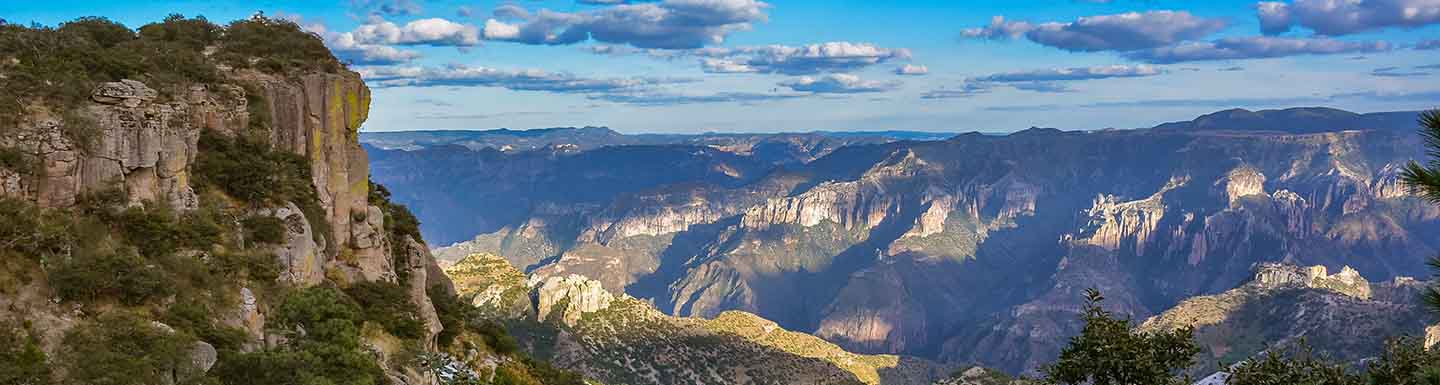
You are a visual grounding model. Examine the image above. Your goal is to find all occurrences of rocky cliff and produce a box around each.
[1138,263,1431,374]
[0,16,455,385]
[447,252,951,385]
[416,108,1438,375]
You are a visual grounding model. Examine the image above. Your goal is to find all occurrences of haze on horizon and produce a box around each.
[7,0,1440,133]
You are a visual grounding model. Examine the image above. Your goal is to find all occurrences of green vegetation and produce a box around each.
[60,312,194,385]
[1400,109,1440,314]
[0,14,339,134]
[369,181,424,283]
[194,128,330,249]
[0,320,50,385]
[212,286,388,385]
[347,281,425,340]
[1227,338,1440,384]
[1043,289,1199,385]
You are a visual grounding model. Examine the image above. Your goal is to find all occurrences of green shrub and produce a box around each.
[218,16,340,75]
[478,321,521,355]
[370,182,423,284]
[428,285,475,349]
[0,319,50,385]
[115,204,180,258]
[193,129,329,250]
[347,281,425,340]
[241,216,286,245]
[162,300,251,351]
[50,247,173,305]
[211,286,387,385]
[60,311,192,385]
[1044,289,1198,385]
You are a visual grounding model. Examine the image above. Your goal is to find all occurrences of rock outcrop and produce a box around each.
[1139,263,1428,374]
[447,252,949,385]
[1,65,449,384]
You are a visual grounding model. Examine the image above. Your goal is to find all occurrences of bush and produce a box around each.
[478,321,521,355]
[211,286,387,385]
[115,205,180,258]
[162,300,251,351]
[1044,289,1199,385]
[241,216,286,245]
[370,182,423,284]
[218,16,340,75]
[50,247,173,305]
[0,320,50,385]
[347,281,425,340]
[428,285,475,349]
[60,312,192,385]
[193,129,330,250]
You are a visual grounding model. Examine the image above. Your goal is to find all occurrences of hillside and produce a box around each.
[407,107,1438,374]
[0,15,585,385]
[1138,263,1433,375]
[445,252,953,385]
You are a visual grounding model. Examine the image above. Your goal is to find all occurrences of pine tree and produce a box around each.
[1401,109,1440,314]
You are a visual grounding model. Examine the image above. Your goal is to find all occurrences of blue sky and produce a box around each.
[4,0,1440,133]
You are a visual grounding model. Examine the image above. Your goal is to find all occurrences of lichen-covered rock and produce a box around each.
[264,202,325,286]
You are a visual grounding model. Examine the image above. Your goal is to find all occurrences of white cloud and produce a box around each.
[895,64,930,76]
[780,74,902,93]
[359,64,695,92]
[972,64,1162,82]
[1257,0,1440,36]
[1128,36,1392,63]
[353,17,482,47]
[693,42,912,75]
[963,11,1227,52]
[481,0,770,49]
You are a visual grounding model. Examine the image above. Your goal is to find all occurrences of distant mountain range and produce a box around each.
[360,126,956,152]
[368,107,1438,376]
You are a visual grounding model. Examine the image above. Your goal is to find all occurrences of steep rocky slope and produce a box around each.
[446,252,951,385]
[1138,263,1432,374]
[416,108,1438,374]
[0,16,581,385]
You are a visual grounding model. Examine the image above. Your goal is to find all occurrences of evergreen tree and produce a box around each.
[1044,289,1199,385]
[1402,109,1440,314]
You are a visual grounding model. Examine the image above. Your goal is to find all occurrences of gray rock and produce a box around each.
[91,79,157,107]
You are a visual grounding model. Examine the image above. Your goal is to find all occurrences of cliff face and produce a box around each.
[1,68,448,382]
[1138,263,1430,374]
[421,116,1438,375]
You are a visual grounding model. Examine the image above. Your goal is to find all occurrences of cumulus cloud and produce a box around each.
[963,11,1227,52]
[296,18,422,65]
[1126,36,1392,63]
[971,64,1162,82]
[358,64,694,92]
[353,17,483,47]
[328,33,424,65]
[1256,0,1440,36]
[588,91,805,105]
[481,0,770,49]
[778,74,902,93]
[692,42,912,75]
[895,64,930,76]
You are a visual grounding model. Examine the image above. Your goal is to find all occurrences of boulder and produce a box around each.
[91,79,157,107]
